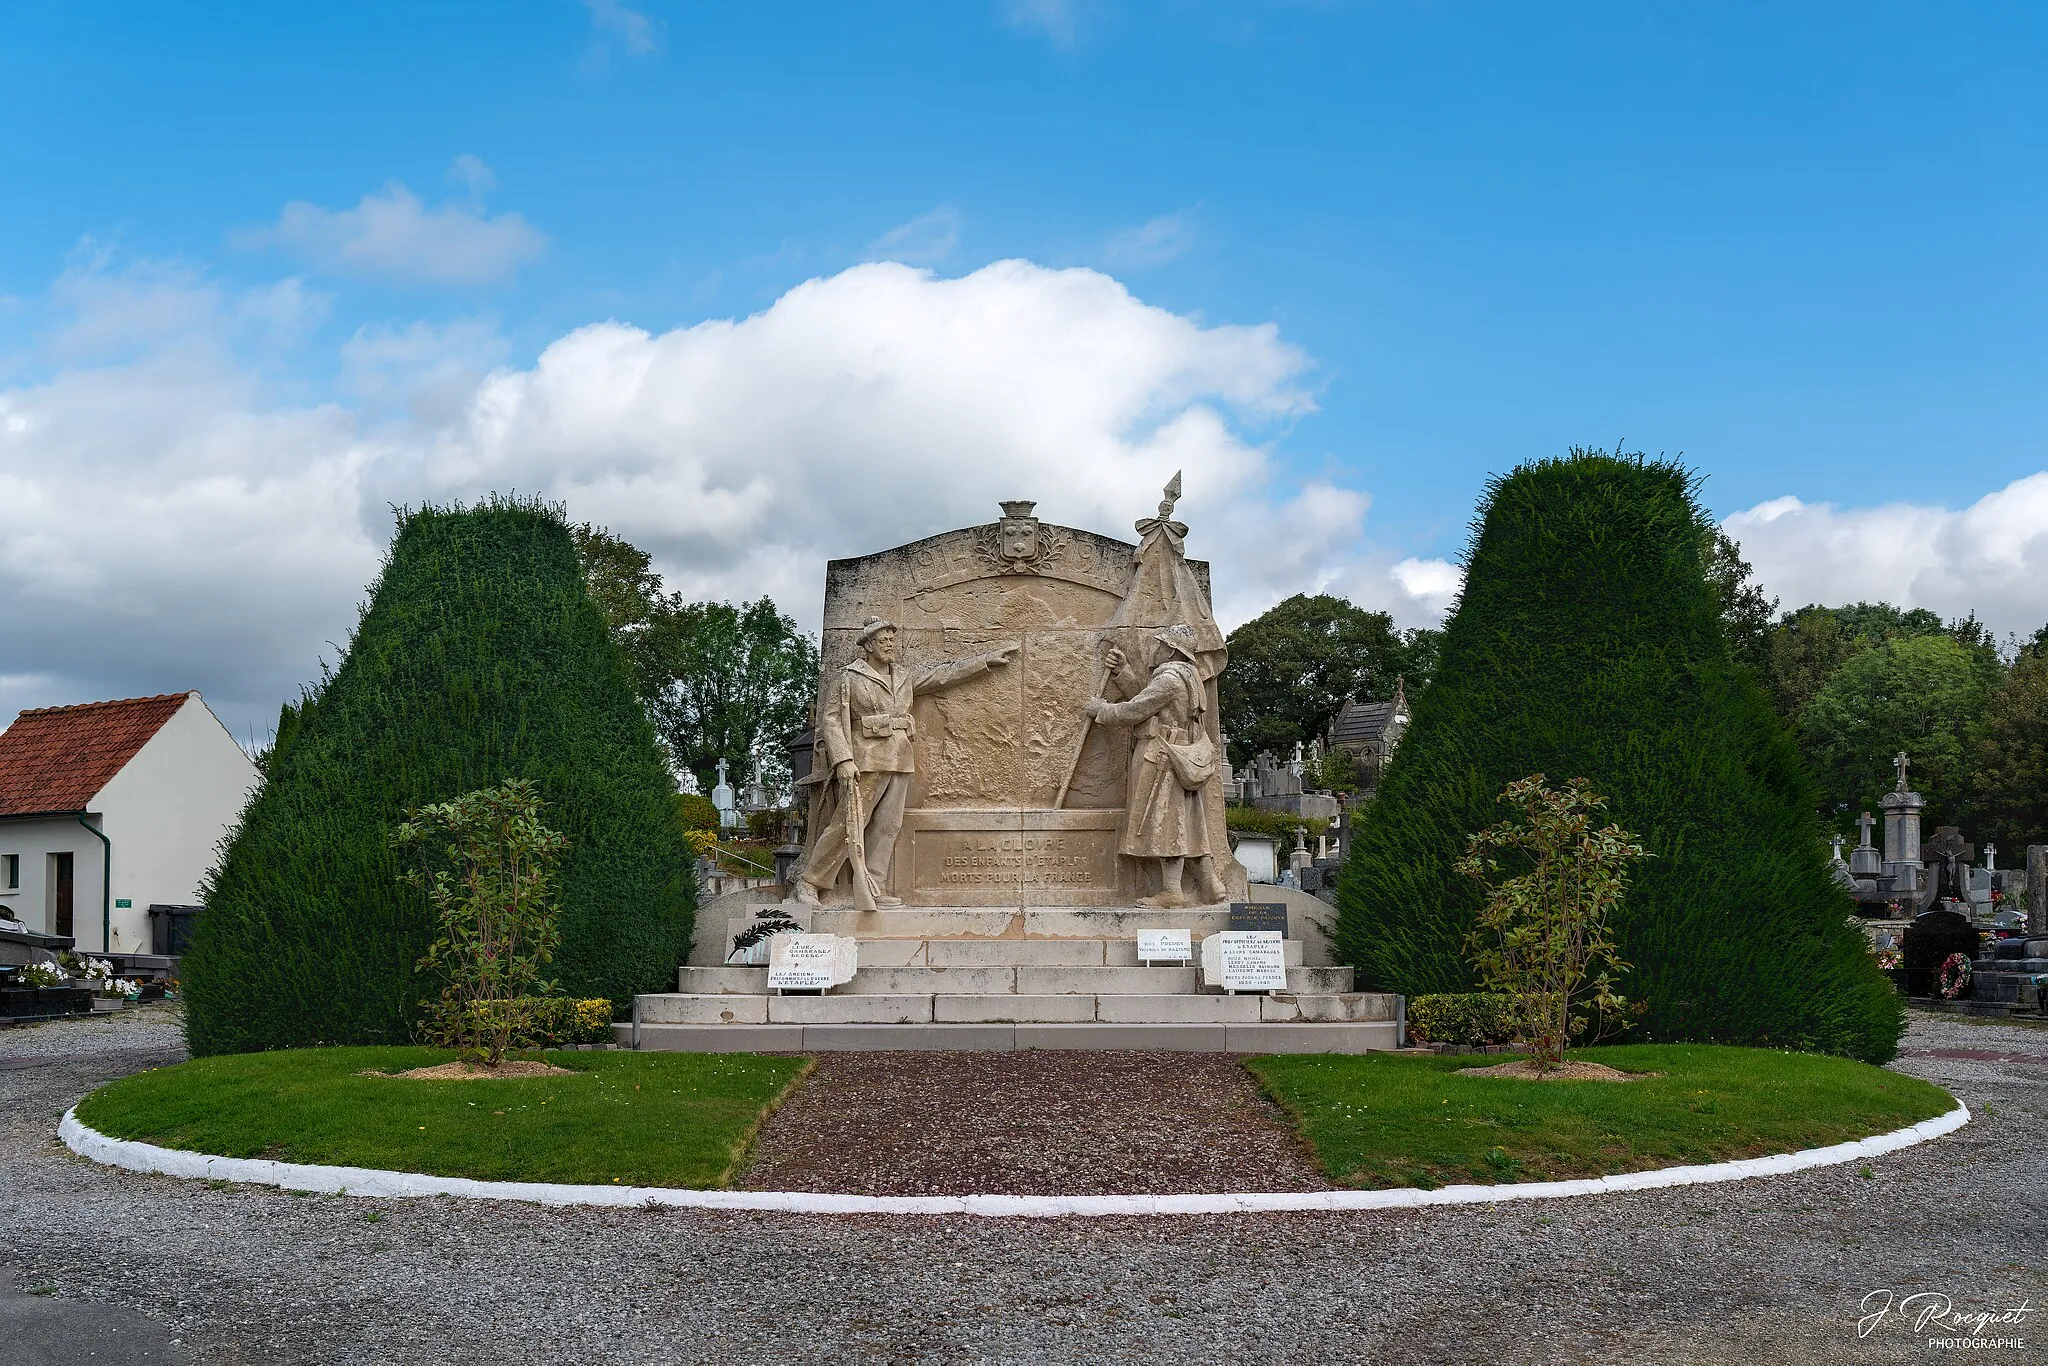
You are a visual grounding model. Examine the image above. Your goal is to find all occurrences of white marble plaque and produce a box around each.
[1201,930,1288,991]
[1137,929,1193,963]
[768,933,858,990]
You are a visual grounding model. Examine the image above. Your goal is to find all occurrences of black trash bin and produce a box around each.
[147,904,202,957]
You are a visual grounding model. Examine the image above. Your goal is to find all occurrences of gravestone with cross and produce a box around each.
[1922,826,1974,904]
[1850,811,1883,876]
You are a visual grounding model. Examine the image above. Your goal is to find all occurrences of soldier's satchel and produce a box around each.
[1163,732,1217,790]
[861,712,915,740]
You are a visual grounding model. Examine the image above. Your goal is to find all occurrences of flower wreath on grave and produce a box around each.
[1937,951,1973,1000]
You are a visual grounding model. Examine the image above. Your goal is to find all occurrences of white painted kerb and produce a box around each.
[59,1102,1969,1218]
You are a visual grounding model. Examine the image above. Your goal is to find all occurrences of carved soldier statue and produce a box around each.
[794,617,1018,907]
[1084,623,1228,908]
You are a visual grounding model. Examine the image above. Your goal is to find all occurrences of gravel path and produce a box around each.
[738,1051,1330,1195]
[2,1006,2043,1364]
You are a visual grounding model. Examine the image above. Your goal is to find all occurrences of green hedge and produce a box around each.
[1406,993,1521,1046]
[515,997,615,1046]
[1225,806,1331,844]
[182,498,695,1056]
[1337,451,1903,1063]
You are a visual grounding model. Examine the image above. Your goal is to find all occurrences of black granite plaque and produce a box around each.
[1228,901,1288,935]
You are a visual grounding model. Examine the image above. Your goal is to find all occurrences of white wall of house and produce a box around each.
[0,695,259,952]
[92,695,261,952]
[0,815,105,942]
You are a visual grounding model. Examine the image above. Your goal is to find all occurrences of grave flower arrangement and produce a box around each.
[1937,952,1973,1000]
[1874,947,1902,971]
[19,962,66,988]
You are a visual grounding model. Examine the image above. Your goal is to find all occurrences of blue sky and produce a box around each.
[4,2,2047,735]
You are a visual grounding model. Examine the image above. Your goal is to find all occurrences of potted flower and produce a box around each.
[79,958,133,1012]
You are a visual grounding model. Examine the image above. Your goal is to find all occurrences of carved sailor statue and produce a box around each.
[1084,623,1229,908]
[794,616,1018,908]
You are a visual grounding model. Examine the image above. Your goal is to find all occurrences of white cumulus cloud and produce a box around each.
[242,170,546,287]
[1723,472,2048,636]
[2,254,1448,737]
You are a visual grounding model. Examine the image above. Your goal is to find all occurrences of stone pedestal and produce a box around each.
[1880,787,1926,906]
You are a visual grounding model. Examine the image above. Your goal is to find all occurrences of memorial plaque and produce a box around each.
[768,933,857,990]
[1201,930,1289,992]
[1137,929,1194,963]
[1228,901,1289,935]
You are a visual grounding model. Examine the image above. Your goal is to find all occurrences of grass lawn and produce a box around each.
[1246,1044,1954,1191]
[76,1048,810,1190]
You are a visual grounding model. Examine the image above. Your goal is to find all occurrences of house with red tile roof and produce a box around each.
[0,693,259,953]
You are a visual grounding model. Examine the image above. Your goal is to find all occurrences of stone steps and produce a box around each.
[618,1020,1401,1054]
[637,896,1399,1053]
[676,963,1354,996]
[637,989,1398,1026]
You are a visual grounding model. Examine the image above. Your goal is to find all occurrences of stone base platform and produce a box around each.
[617,1020,1399,1053]
[627,891,1402,1053]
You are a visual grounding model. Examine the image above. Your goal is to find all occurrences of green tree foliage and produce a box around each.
[1454,776,1647,1069]
[1701,526,1777,681]
[570,523,669,701]
[395,780,569,1068]
[1220,593,1432,764]
[570,525,817,797]
[1965,646,2048,850]
[645,598,820,796]
[183,498,696,1056]
[1798,633,1992,828]
[1337,450,1902,1063]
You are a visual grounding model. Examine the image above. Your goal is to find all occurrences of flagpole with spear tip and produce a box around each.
[1054,471,1183,809]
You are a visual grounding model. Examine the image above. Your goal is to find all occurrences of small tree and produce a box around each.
[396,779,569,1068]
[1453,775,1647,1070]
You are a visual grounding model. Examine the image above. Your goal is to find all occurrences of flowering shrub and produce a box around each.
[1455,775,1648,1069]
[395,778,569,1068]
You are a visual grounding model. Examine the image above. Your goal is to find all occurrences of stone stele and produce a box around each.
[793,491,1247,909]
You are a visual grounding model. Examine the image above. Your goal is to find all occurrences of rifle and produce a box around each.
[842,768,879,912]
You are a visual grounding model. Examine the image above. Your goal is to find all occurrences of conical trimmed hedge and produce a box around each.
[1337,451,1902,1062]
[183,498,695,1056]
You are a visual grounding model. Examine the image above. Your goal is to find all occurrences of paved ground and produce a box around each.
[2,1005,2043,1365]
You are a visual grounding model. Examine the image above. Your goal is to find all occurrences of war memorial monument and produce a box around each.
[629,479,1400,1051]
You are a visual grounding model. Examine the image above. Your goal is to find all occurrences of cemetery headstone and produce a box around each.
[2029,845,2047,937]
[1901,909,1979,998]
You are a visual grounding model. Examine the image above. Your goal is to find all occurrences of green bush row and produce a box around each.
[1406,993,1521,1046]
[1224,806,1332,845]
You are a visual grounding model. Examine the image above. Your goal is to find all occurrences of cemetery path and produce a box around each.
[1,1006,2043,1365]
[735,1050,1332,1195]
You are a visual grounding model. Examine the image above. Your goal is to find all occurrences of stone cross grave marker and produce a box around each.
[1922,827,1974,904]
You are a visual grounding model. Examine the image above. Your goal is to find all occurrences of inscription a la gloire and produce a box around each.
[937,835,1106,886]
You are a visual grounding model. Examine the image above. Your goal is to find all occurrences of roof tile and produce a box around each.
[0,693,192,816]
